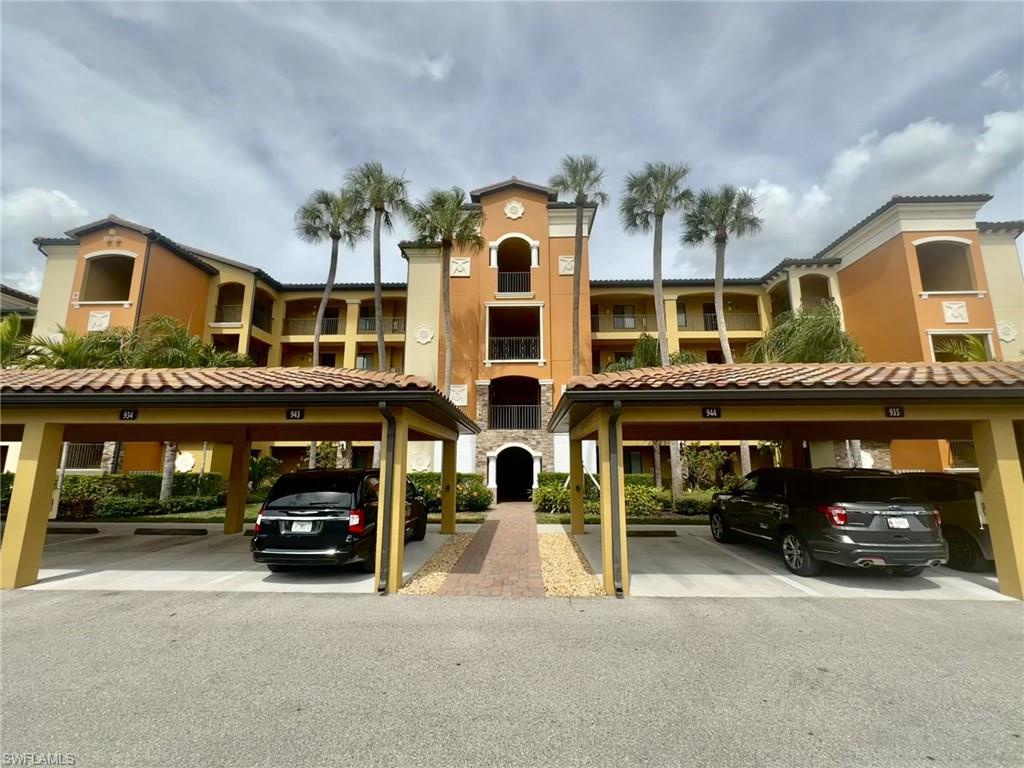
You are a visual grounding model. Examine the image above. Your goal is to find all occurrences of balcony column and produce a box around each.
[238,278,256,355]
[532,454,541,489]
[440,440,458,535]
[343,299,361,368]
[663,297,680,354]
[756,292,771,331]
[827,273,846,329]
[787,270,803,315]
[267,299,284,366]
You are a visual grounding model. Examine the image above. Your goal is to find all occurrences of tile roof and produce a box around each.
[567,362,1024,392]
[978,220,1024,237]
[0,284,38,305]
[0,366,434,395]
[470,177,558,202]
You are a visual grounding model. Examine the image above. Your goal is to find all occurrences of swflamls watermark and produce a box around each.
[1,754,77,766]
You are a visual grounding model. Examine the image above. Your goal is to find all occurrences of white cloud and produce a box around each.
[982,68,1012,92]
[1,188,90,293]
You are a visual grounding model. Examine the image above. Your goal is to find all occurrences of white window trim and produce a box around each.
[73,300,132,309]
[82,249,138,260]
[911,235,973,246]
[919,290,987,299]
[488,232,541,269]
[925,329,995,362]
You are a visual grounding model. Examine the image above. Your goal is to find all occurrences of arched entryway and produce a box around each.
[495,445,534,501]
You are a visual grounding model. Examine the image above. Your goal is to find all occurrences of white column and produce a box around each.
[827,273,845,329]
[486,454,497,492]
[530,245,539,268]
[532,454,541,489]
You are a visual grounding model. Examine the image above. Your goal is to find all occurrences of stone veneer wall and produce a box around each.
[474,380,556,478]
[833,440,893,470]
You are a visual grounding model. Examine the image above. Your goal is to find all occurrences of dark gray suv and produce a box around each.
[711,468,948,577]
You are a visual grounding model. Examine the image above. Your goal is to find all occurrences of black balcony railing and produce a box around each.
[489,336,540,361]
[498,272,531,293]
[489,405,541,430]
[214,304,243,323]
[357,316,406,333]
[252,305,273,332]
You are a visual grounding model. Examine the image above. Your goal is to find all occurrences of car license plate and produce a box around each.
[887,517,910,529]
[291,521,314,533]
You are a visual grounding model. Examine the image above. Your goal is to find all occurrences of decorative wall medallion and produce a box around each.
[87,311,111,331]
[942,301,968,324]
[450,256,471,277]
[409,448,431,472]
[175,452,196,472]
[997,320,1017,343]
[449,384,468,406]
[103,228,122,247]
[558,255,575,276]
[414,324,434,345]
[504,200,525,220]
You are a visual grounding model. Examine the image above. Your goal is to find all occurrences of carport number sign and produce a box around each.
[286,408,305,420]
[885,406,905,418]
[701,407,722,419]
[119,408,138,421]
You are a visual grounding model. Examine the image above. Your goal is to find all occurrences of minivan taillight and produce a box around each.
[254,513,262,535]
[349,508,365,535]
[818,504,848,526]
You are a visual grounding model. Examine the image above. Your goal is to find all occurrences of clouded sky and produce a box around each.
[2,1,1022,293]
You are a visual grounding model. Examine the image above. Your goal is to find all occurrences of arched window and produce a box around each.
[915,241,975,293]
[214,282,246,323]
[80,255,135,302]
[496,237,533,293]
[798,274,832,309]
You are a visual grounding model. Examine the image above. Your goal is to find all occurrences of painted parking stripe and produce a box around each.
[686,531,823,597]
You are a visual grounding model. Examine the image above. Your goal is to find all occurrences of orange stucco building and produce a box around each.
[19,185,1024,496]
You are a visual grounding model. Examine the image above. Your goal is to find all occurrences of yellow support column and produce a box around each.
[376,410,409,594]
[1,421,64,589]
[972,418,1024,599]
[569,437,585,535]
[342,299,361,369]
[224,436,250,534]
[596,408,629,596]
[440,439,457,535]
[663,297,680,355]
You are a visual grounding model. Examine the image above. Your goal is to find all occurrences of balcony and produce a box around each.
[65,443,105,471]
[679,313,761,332]
[284,316,342,336]
[592,314,658,333]
[949,440,977,470]
[498,272,531,294]
[489,336,540,361]
[489,404,540,430]
[252,305,273,333]
[357,316,406,334]
[214,304,243,323]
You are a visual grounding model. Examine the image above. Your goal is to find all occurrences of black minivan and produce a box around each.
[711,468,948,577]
[251,469,428,573]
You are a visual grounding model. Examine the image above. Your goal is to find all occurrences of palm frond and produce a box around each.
[294,188,369,245]
[681,185,763,247]
[620,161,692,233]
[408,187,485,250]
[344,161,410,233]
[747,303,863,364]
[549,154,607,206]
[932,335,989,362]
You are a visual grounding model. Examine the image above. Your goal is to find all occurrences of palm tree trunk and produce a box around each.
[442,242,453,397]
[310,236,340,468]
[372,208,386,371]
[653,444,663,489]
[652,213,684,500]
[159,441,176,501]
[714,239,750,474]
[571,200,584,376]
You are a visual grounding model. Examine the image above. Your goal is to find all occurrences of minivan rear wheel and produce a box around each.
[780,530,820,576]
[709,511,733,543]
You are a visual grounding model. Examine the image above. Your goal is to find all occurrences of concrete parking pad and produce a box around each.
[25,522,477,594]
[569,524,1011,600]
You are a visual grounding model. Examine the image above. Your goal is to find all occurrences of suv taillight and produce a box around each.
[349,508,365,535]
[254,513,262,535]
[933,505,942,527]
[817,504,848,526]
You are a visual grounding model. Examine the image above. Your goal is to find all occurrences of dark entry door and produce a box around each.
[496,447,533,501]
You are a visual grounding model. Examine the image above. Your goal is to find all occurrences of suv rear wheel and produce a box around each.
[780,530,820,576]
[709,511,733,543]
[412,508,428,542]
[945,528,986,572]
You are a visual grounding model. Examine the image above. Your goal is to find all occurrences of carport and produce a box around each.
[0,367,478,593]
[549,362,1024,599]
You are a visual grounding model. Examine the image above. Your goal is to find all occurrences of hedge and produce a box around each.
[94,494,225,518]
[408,472,493,513]
[533,482,665,518]
[674,490,716,516]
[54,473,226,519]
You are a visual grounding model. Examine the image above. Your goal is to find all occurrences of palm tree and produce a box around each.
[0,314,28,367]
[549,154,608,376]
[346,161,410,371]
[407,187,485,395]
[294,188,369,366]
[931,335,990,362]
[683,185,763,475]
[25,326,133,369]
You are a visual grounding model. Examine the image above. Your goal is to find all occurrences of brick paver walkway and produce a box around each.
[438,502,544,597]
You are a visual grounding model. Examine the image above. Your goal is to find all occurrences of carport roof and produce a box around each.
[0,367,479,434]
[549,362,1024,431]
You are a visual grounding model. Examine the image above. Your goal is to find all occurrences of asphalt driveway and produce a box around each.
[1,590,1021,768]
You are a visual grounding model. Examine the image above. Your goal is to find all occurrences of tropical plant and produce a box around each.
[249,454,281,491]
[132,315,251,367]
[620,162,693,364]
[0,315,28,367]
[407,187,485,395]
[748,302,864,364]
[294,188,369,366]
[549,154,608,376]
[345,161,410,370]
[683,185,763,475]
[24,325,133,369]
[931,334,990,362]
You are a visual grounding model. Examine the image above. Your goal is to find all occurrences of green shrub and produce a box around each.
[94,494,224,518]
[408,472,493,513]
[623,473,655,487]
[653,487,673,512]
[532,484,571,515]
[674,490,716,516]
[623,484,662,517]
[536,472,567,487]
[1,472,13,509]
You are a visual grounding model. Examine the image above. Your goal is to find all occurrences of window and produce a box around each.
[677,307,687,329]
[706,350,724,364]
[80,255,135,302]
[355,353,374,370]
[613,304,636,329]
[916,241,976,293]
[319,352,336,367]
[624,449,644,474]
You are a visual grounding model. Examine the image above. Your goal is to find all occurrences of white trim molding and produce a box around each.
[73,300,132,309]
[82,249,138,260]
[488,232,541,269]
[911,235,973,247]
[925,328,995,362]
[919,290,987,299]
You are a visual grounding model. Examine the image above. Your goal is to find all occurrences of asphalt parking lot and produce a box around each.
[1,590,1021,768]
